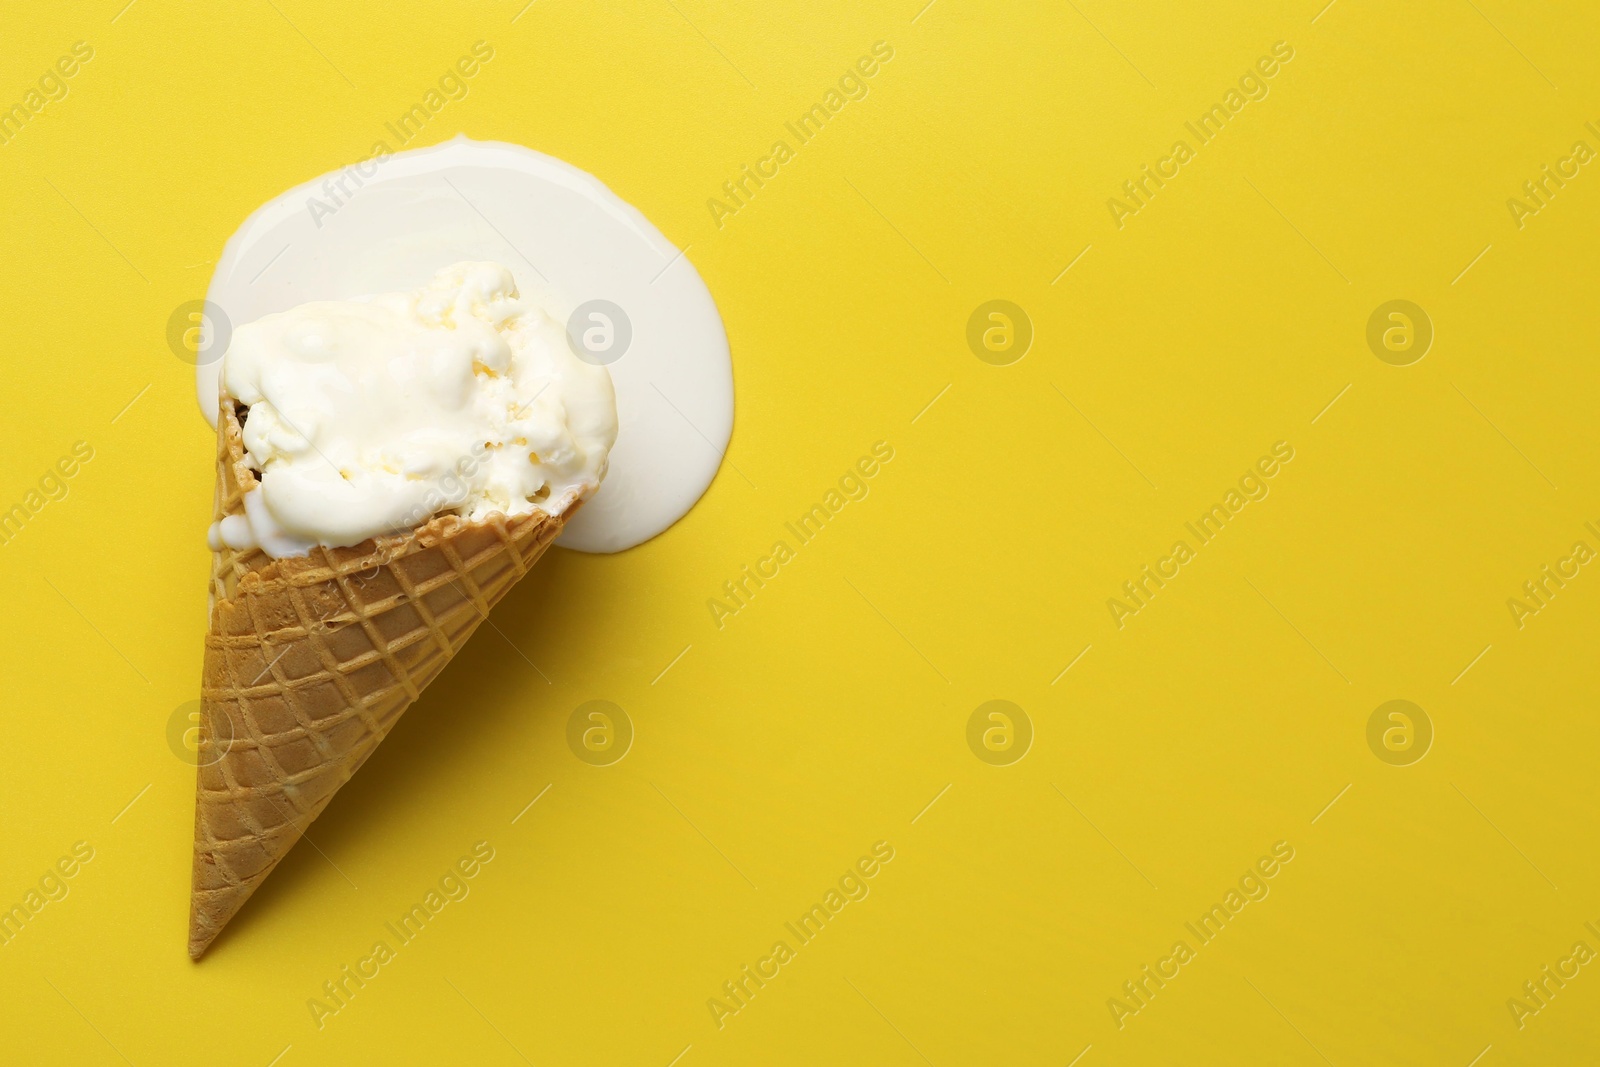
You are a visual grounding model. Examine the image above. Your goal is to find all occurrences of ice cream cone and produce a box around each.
[188,403,571,958]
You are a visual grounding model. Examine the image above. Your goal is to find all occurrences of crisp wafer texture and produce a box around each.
[189,404,569,958]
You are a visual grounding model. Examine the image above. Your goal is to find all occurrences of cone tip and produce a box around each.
[188,906,218,960]
[188,929,211,960]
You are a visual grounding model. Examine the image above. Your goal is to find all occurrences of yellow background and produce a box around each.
[2,0,1598,1063]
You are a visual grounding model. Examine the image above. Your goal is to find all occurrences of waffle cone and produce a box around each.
[189,404,569,958]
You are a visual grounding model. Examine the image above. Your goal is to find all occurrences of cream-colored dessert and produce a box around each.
[209,262,616,557]
[198,137,733,553]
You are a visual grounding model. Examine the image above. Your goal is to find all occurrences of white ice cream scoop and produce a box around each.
[209,262,617,557]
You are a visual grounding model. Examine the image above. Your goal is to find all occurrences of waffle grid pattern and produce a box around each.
[189,405,566,957]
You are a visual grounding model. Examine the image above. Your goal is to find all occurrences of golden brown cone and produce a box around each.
[189,404,569,959]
